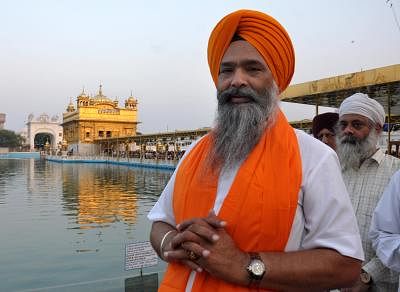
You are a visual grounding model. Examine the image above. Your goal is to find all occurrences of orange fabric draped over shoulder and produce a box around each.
[159,9,300,291]
[158,110,302,292]
[208,9,295,93]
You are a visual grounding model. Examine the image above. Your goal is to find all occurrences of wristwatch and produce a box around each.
[246,253,266,286]
[360,269,372,285]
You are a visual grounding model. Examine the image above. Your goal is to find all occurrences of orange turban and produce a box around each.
[207,9,295,93]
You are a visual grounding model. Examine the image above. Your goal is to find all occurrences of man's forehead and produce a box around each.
[221,40,268,66]
[339,113,369,122]
[319,128,334,134]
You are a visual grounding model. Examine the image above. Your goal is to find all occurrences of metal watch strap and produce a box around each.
[249,252,262,262]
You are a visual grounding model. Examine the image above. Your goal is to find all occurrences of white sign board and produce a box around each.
[125,241,158,270]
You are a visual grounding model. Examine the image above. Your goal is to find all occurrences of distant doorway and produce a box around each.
[34,133,53,151]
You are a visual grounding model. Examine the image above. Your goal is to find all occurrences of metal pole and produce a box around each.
[388,93,392,154]
[117,134,119,160]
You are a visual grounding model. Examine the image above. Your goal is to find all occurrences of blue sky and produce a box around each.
[1,0,399,133]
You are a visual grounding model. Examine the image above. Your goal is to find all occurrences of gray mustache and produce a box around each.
[217,87,258,104]
[340,135,358,145]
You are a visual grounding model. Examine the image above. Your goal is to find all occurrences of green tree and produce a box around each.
[0,129,25,148]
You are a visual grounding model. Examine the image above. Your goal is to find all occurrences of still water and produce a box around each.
[0,158,172,291]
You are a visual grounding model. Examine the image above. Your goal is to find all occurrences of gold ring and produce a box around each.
[186,250,199,261]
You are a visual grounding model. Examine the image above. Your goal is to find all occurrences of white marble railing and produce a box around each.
[45,155,177,169]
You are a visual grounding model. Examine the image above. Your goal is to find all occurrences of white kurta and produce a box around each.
[370,169,400,274]
[148,129,364,290]
[343,149,400,291]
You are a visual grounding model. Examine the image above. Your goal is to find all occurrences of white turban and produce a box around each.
[339,93,386,126]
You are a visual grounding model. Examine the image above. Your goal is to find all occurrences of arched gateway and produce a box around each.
[26,113,63,152]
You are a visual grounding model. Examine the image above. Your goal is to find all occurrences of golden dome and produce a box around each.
[77,87,88,99]
[67,98,75,112]
[127,91,137,103]
[93,84,112,103]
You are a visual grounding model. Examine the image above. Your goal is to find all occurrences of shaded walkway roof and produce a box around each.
[280,64,400,123]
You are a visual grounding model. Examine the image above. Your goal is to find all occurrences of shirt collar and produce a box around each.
[369,148,385,164]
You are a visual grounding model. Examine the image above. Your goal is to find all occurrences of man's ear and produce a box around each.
[375,124,383,134]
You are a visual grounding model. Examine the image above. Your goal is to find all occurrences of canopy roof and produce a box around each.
[281,64,400,123]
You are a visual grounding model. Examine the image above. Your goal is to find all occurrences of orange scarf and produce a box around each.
[159,110,302,292]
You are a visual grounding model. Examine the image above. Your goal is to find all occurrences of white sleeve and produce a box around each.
[146,138,202,226]
[146,168,177,226]
[298,132,364,261]
[370,170,400,272]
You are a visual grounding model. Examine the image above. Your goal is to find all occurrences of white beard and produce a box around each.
[336,129,379,170]
[208,83,278,172]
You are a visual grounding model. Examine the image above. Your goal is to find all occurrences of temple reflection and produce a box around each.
[61,164,140,229]
[0,157,172,291]
[23,157,172,231]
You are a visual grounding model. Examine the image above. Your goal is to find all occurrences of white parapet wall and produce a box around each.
[0,147,9,154]
[67,143,100,156]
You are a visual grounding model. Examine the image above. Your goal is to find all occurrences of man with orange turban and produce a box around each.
[148,9,363,291]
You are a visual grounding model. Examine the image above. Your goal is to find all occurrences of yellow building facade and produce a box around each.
[62,85,138,155]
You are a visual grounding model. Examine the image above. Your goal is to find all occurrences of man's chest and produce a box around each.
[344,167,389,218]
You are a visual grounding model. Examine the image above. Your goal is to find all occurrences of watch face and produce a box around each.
[360,271,371,284]
[250,259,265,276]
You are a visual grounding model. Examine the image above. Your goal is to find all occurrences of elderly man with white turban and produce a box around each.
[337,92,400,291]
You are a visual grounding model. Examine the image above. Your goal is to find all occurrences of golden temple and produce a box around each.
[62,85,138,154]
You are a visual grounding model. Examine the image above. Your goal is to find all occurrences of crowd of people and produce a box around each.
[147,9,400,291]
